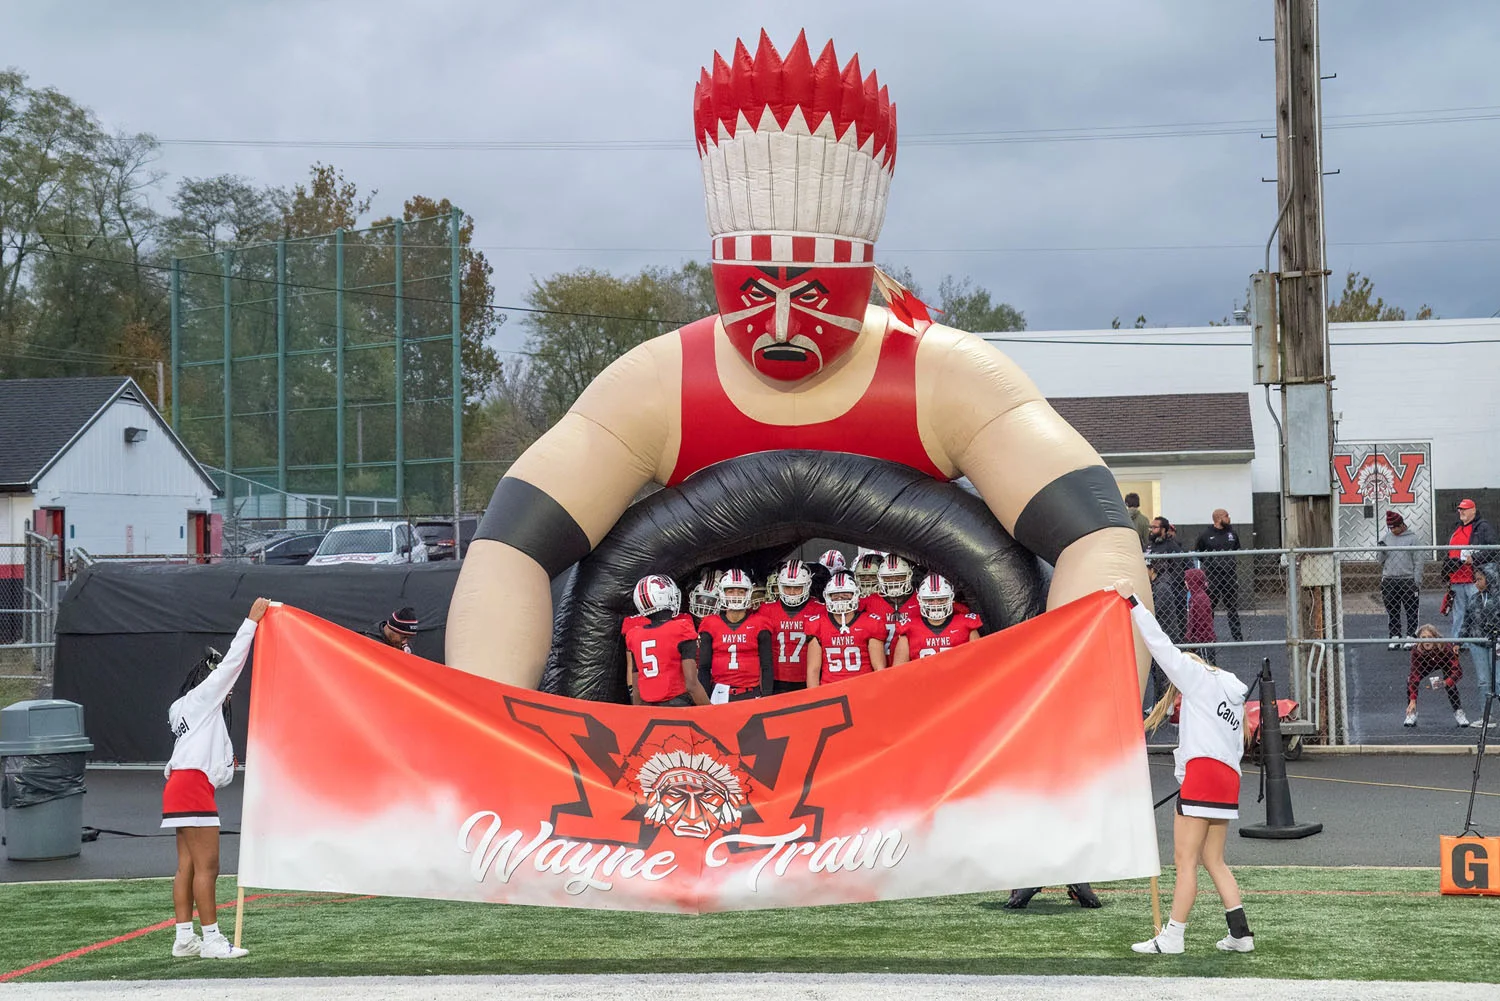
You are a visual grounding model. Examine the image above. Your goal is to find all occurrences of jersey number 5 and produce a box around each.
[638,639,660,677]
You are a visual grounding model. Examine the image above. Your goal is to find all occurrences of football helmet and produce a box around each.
[853,552,884,598]
[687,572,720,618]
[764,572,779,604]
[916,573,955,621]
[878,553,914,599]
[777,559,814,608]
[822,571,861,617]
[632,574,682,617]
[817,549,847,573]
[718,568,755,611]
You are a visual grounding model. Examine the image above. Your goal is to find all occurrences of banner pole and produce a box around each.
[1150,875,1162,933]
[233,885,246,949]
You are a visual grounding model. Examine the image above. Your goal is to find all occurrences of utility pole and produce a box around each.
[1272,0,1341,739]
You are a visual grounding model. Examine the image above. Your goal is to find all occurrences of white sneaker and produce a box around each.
[1403,711,1417,727]
[198,931,248,959]
[1216,934,1255,953]
[1456,710,1471,728]
[171,936,201,958]
[1131,933,1184,954]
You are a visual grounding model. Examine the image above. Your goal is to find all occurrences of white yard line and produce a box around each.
[1,973,1495,1001]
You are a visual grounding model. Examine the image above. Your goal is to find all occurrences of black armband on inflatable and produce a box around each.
[473,477,592,578]
[1012,465,1133,565]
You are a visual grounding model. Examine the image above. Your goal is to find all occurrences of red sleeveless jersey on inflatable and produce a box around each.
[667,316,950,486]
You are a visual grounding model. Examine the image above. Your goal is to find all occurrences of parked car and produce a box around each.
[248,532,327,566]
[414,517,478,561]
[306,522,428,566]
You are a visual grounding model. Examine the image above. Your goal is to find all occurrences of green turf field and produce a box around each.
[0,867,1491,983]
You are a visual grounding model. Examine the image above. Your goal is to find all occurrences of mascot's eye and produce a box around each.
[745,287,771,302]
[795,288,822,304]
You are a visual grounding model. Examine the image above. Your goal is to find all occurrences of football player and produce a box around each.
[762,560,826,694]
[862,552,914,657]
[807,571,887,686]
[892,573,984,664]
[623,575,709,708]
[852,551,883,598]
[686,570,721,625]
[697,568,773,701]
[818,549,848,575]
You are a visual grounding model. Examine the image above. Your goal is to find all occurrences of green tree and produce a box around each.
[934,275,1026,332]
[521,264,710,423]
[1327,270,1433,322]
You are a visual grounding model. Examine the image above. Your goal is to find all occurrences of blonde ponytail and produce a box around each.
[1143,684,1178,734]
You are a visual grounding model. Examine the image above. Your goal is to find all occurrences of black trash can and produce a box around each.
[0,700,93,860]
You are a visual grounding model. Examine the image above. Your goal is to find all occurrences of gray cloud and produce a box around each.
[3,0,1496,355]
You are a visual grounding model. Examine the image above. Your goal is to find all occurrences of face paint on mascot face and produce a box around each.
[713,262,874,381]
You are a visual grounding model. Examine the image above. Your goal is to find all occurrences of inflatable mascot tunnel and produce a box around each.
[448,30,1151,699]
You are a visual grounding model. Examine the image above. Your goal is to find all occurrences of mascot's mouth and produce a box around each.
[759,345,810,361]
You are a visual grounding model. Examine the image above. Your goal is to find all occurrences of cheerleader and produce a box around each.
[161,596,268,959]
[1115,581,1255,956]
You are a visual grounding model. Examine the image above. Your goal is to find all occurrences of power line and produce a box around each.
[140,102,1500,152]
[25,247,1500,348]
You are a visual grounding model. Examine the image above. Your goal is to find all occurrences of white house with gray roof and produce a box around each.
[0,377,220,571]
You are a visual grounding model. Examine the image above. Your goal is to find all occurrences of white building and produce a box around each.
[0,376,220,565]
[1007,317,1500,547]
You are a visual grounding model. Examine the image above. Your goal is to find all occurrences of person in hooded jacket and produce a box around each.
[1462,563,1500,719]
[1184,567,1217,665]
[161,596,268,960]
[1115,580,1255,956]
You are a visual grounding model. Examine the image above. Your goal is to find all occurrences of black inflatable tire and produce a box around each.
[543,451,1048,701]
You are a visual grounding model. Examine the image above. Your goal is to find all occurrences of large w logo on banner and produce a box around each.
[239,594,1157,913]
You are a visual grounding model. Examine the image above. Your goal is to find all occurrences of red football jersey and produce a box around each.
[897,611,984,660]
[761,600,827,683]
[812,610,886,684]
[698,610,768,690]
[859,593,908,657]
[623,614,699,704]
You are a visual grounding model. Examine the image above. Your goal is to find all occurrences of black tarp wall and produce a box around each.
[54,562,463,762]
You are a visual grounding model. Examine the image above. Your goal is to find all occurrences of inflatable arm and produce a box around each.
[927,328,1154,683]
[447,340,672,686]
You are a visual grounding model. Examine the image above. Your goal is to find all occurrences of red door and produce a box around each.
[188,512,209,564]
[33,508,65,578]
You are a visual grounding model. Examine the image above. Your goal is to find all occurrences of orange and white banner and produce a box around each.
[239,592,1158,913]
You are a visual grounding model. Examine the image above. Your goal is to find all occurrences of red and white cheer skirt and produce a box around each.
[1176,757,1240,820]
[161,768,219,828]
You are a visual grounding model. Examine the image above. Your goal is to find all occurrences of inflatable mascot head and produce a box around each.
[694,31,896,381]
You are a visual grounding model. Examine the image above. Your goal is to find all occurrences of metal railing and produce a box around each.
[1142,543,1500,745]
[0,533,60,694]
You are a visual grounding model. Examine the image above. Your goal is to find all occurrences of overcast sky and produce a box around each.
[4,0,1498,355]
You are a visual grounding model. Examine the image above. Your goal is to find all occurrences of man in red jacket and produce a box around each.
[1448,499,1500,700]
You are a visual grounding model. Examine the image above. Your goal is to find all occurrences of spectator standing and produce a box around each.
[1404,624,1466,728]
[1125,492,1150,550]
[1185,567,1217,664]
[1461,564,1500,724]
[1377,510,1424,650]
[1146,517,1187,706]
[1445,500,1499,676]
[1147,517,1187,642]
[365,607,418,654]
[1194,510,1244,643]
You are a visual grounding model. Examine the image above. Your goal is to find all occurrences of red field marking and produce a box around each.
[0,891,344,983]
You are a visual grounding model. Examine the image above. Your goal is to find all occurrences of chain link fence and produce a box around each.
[1141,543,1500,748]
[0,533,61,700]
